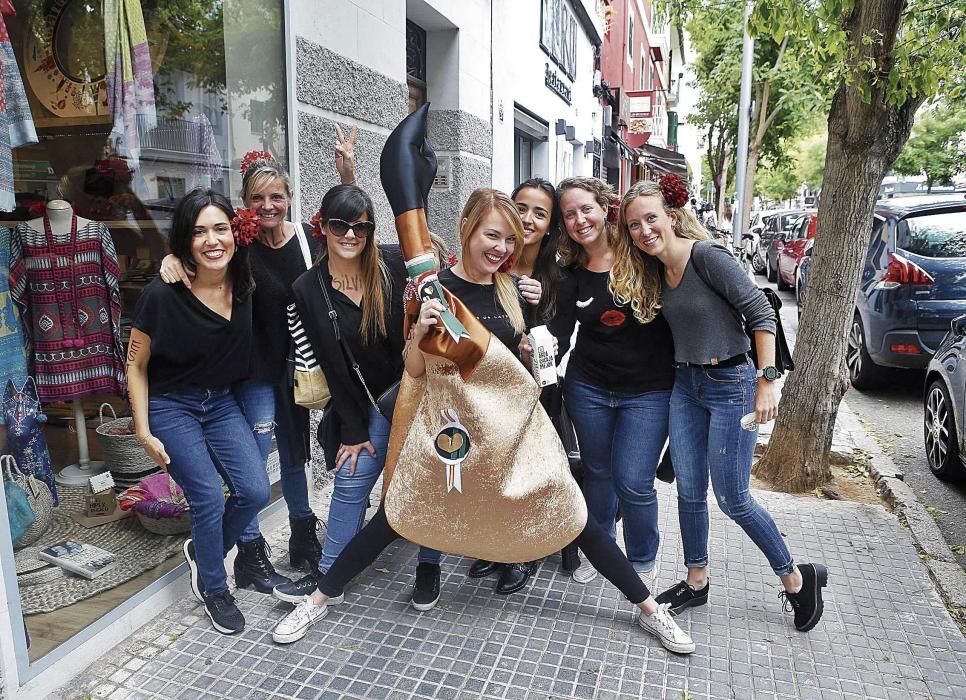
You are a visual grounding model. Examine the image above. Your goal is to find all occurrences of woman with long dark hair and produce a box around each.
[127,189,269,634]
[618,178,827,632]
[271,184,443,611]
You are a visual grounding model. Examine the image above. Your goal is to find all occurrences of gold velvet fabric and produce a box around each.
[384,335,587,563]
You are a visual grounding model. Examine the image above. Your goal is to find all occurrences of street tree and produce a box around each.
[893,102,966,192]
[752,0,966,491]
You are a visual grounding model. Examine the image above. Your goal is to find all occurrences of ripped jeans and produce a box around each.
[235,378,313,543]
[669,361,795,576]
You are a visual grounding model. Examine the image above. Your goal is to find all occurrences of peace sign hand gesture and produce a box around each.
[335,124,357,185]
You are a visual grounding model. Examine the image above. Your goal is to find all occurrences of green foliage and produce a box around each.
[751,0,966,108]
[756,163,799,201]
[893,102,966,191]
[795,132,827,190]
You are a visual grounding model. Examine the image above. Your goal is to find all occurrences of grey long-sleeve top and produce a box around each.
[661,240,776,365]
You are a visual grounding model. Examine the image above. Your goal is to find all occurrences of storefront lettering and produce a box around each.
[545,63,572,105]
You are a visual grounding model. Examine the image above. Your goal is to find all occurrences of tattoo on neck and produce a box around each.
[332,274,361,292]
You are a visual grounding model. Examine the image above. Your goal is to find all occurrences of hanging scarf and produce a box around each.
[0,1,38,211]
[104,0,157,169]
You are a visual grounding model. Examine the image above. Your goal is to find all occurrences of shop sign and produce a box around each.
[545,63,572,105]
[540,0,577,80]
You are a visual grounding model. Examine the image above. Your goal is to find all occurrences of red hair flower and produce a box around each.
[606,196,621,225]
[659,174,690,209]
[240,150,275,176]
[309,211,324,241]
[444,250,458,269]
[497,255,516,273]
[231,207,261,246]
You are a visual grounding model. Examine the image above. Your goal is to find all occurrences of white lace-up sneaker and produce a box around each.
[272,596,328,644]
[572,559,598,584]
[636,603,696,654]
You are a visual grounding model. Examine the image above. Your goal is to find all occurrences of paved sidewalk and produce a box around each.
[55,476,966,700]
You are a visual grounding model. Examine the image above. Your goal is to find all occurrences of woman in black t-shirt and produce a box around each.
[159,152,356,592]
[550,176,675,593]
[128,189,269,635]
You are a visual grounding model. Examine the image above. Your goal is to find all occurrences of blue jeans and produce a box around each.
[564,372,669,573]
[234,379,312,543]
[669,362,795,576]
[319,406,441,574]
[149,387,270,595]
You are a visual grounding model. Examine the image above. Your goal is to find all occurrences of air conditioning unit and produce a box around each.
[433,156,451,191]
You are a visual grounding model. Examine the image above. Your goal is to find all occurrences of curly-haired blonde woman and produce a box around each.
[549,176,675,592]
[618,178,827,632]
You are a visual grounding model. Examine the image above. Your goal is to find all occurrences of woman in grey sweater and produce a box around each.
[611,178,827,633]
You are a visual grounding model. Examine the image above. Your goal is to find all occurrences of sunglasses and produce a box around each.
[326,218,375,238]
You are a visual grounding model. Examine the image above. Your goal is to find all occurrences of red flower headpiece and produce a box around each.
[606,196,621,225]
[240,150,275,176]
[659,174,690,209]
[231,207,261,246]
[497,254,516,274]
[444,249,458,269]
[309,211,324,241]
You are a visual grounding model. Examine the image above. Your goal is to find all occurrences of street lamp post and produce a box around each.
[733,0,755,248]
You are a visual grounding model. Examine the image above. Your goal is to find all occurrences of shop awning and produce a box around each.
[636,142,688,177]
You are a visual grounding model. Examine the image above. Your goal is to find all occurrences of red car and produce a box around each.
[777,213,818,290]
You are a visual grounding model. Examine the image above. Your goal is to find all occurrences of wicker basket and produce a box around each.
[95,404,162,491]
[2,455,54,548]
[123,473,192,536]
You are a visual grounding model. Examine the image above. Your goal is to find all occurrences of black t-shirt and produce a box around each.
[133,277,253,394]
[248,225,320,382]
[551,266,674,393]
[438,268,524,358]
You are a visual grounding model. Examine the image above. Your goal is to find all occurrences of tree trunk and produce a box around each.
[754,0,922,491]
[717,150,732,218]
[740,144,759,234]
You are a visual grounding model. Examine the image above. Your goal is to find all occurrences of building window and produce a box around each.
[640,55,646,89]
[628,13,634,59]
[515,132,534,185]
[3,0,289,669]
[406,20,428,112]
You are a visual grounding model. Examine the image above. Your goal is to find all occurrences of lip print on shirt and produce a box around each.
[600,309,626,327]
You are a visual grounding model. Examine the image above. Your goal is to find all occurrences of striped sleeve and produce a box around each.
[287,303,318,372]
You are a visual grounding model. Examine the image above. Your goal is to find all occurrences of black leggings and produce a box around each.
[317,506,650,604]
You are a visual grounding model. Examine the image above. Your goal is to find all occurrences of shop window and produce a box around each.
[0,0,288,671]
[515,132,534,186]
[407,20,428,113]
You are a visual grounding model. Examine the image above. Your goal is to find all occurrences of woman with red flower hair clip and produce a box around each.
[158,147,356,597]
[127,189,268,635]
[617,177,827,633]
[549,176,676,595]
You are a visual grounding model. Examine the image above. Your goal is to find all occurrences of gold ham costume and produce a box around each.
[378,105,586,563]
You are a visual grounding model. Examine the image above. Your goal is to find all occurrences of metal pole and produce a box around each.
[733,0,755,246]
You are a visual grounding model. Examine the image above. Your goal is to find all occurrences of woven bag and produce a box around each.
[129,473,191,536]
[1,455,54,548]
[95,404,162,492]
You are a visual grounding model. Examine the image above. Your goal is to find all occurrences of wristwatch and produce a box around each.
[756,366,782,381]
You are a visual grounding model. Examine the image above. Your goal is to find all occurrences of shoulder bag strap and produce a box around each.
[294,223,313,269]
[316,269,379,410]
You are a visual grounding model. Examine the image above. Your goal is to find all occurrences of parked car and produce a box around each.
[796,196,966,389]
[761,209,811,282]
[777,212,818,291]
[923,314,966,480]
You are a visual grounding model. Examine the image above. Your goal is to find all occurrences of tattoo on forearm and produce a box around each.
[332,274,361,291]
[127,338,143,366]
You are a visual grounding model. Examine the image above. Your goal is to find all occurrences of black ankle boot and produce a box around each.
[289,515,324,572]
[234,537,292,594]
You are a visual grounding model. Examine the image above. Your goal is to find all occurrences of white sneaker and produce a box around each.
[636,603,695,655]
[272,596,328,644]
[572,559,598,584]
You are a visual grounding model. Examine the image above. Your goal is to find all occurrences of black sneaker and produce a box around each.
[274,574,344,606]
[780,563,828,632]
[411,563,441,611]
[655,579,710,616]
[204,590,245,635]
[183,539,203,603]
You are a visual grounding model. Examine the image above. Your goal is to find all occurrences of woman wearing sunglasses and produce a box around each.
[272,184,443,611]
